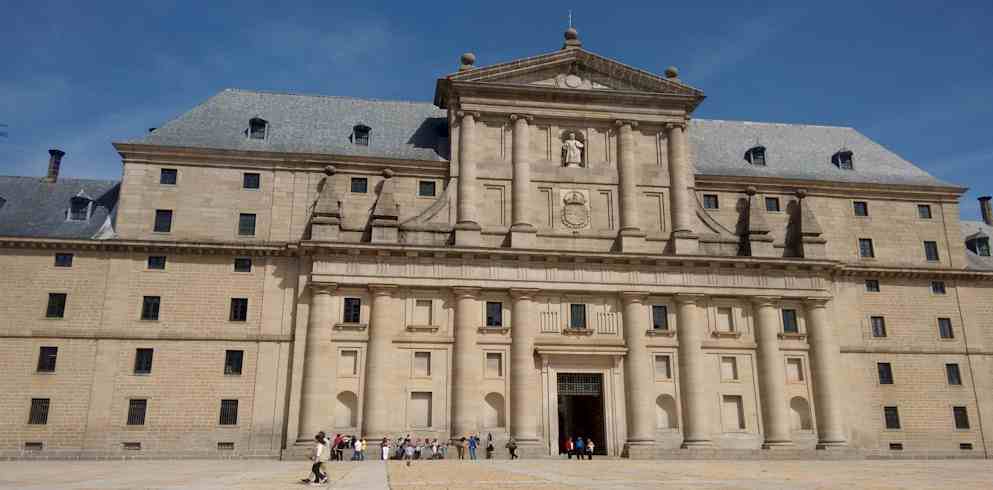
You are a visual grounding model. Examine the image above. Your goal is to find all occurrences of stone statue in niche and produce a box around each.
[561,131,585,168]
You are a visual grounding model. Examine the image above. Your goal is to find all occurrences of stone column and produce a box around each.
[455,111,482,246]
[298,283,335,441]
[510,114,537,248]
[621,291,655,456]
[666,122,699,254]
[362,284,397,438]
[805,297,848,448]
[510,288,541,448]
[752,297,792,448]
[451,287,481,437]
[675,294,711,447]
[616,120,646,252]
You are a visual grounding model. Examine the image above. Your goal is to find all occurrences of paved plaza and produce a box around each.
[1,459,993,489]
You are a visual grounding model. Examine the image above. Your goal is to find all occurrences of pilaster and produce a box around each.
[510,114,537,248]
[620,291,655,457]
[361,284,398,439]
[666,122,699,254]
[805,297,848,448]
[675,293,711,447]
[752,296,793,448]
[455,111,482,247]
[509,288,542,449]
[616,120,648,253]
[298,282,336,441]
[451,287,481,437]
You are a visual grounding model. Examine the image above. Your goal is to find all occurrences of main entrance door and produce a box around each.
[556,373,607,455]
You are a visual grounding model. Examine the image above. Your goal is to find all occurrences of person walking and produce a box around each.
[468,434,478,460]
[586,438,594,460]
[574,437,585,461]
[506,437,518,459]
[301,433,328,485]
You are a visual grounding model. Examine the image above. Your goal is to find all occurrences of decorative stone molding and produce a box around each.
[508,114,533,122]
[333,322,368,331]
[778,332,807,341]
[452,287,481,299]
[562,327,595,336]
[674,293,707,305]
[368,284,398,296]
[509,288,540,300]
[645,329,675,337]
[619,291,649,303]
[405,325,440,333]
[310,283,337,295]
[477,326,510,334]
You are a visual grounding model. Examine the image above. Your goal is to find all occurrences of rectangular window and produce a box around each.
[219,399,239,425]
[703,194,719,209]
[930,281,946,295]
[413,299,433,325]
[716,306,734,332]
[28,398,50,425]
[46,293,67,318]
[141,296,160,321]
[853,201,869,217]
[413,351,431,377]
[764,197,781,212]
[655,355,672,379]
[159,168,177,185]
[720,356,739,381]
[961,443,974,450]
[339,350,358,376]
[787,358,804,382]
[923,241,940,261]
[350,177,368,193]
[884,406,901,429]
[485,301,503,327]
[486,352,503,378]
[652,305,669,330]
[878,362,894,384]
[782,309,799,334]
[889,443,904,451]
[938,318,954,339]
[238,213,256,236]
[722,395,745,430]
[946,363,962,385]
[233,257,252,273]
[569,304,587,329]
[229,298,248,322]
[858,238,875,258]
[418,181,436,197]
[917,204,932,219]
[134,348,153,374]
[24,442,43,451]
[343,297,361,324]
[122,442,141,451]
[147,256,166,270]
[870,316,887,338]
[69,200,89,221]
[153,209,172,233]
[953,406,970,429]
[218,442,235,450]
[409,392,432,428]
[54,253,73,267]
[37,346,58,372]
[865,279,880,292]
[224,350,244,375]
[127,399,147,426]
[242,172,260,189]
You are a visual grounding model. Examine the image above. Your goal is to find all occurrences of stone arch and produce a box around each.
[483,392,506,428]
[335,391,358,428]
[790,396,812,431]
[656,394,678,429]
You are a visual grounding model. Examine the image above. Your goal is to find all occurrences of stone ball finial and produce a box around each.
[323,165,336,176]
[795,188,808,199]
[382,168,395,179]
[745,186,757,196]
[460,52,476,66]
[664,66,679,79]
[564,27,579,40]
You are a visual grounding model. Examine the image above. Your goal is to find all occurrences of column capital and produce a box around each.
[509,288,540,300]
[664,121,688,131]
[750,295,781,307]
[674,293,706,305]
[804,296,831,308]
[614,119,639,129]
[456,110,481,120]
[619,291,649,303]
[368,284,398,296]
[309,282,337,295]
[509,113,533,122]
[452,286,481,299]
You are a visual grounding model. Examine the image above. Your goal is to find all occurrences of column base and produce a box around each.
[623,441,657,459]
[680,439,713,449]
[509,438,546,459]
[618,228,651,253]
[816,441,849,450]
[761,441,795,450]
[510,223,538,249]
[454,221,482,247]
[671,230,699,255]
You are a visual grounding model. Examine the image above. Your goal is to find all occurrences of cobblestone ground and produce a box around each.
[2,459,993,489]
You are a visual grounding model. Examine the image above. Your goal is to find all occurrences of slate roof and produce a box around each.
[960,220,993,270]
[0,176,119,239]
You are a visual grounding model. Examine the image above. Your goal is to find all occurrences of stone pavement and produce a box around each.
[2,459,993,489]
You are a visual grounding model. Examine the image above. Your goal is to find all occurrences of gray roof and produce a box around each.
[960,220,993,270]
[129,89,449,161]
[0,176,119,239]
[689,119,953,187]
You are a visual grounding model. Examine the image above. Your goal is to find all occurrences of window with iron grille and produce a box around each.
[954,406,970,429]
[870,316,887,337]
[229,298,248,322]
[652,305,668,330]
[418,181,436,197]
[764,197,780,212]
[134,348,153,375]
[224,350,244,375]
[37,346,58,372]
[127,399,147,425]
[238,213,256,236]
[28,398,50,425]
[147,256,166,270]
[343,298,361,323]
[858,238,875,258]
[930,281,946,295]
[853,201,869,217]
[141,296,160,321]
[46,293,66,318]
[233,257,252,273]
[352,125,371,146]
[923,241,940,261]
[884,406,900,429]
[243,173,260,189]
[782,309,799,334]
[569,304,587,329]
[864,279,880,292]
[485,301,503,327]
[917,204,932,219]
[557,373,602,396]
[350,177,368,193]
[946,363,962,385]
[219,399,238,425]
[938,318,954,339]
[160,168,177,185]
[153,210,172,233]
[877,362,893,384]
[54,253,73,267]
[702,194,719,209]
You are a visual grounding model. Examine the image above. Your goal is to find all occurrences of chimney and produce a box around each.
[980,196,992,226]
[45,149,65,183]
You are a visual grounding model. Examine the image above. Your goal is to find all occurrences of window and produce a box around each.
[744,146,766,165]
[233,257,252,273]
[889,443,904,451]
[248,118,267,140]
[865,279,880,292]
[134,348,153,374]
[930,281,946,295]
[224,350,244,375]
[877,362,893,384]
[722,395,746,430]
[765,197,780,212]
[716,307,734,332]
[485,301,503,327]
[654,355,672,379]
[37,346,58,372]
[938,318,954,339]
[413,351,431,377]
[218,442,235,451]
[28,399,50,425]
[953,406,970,429]
[853,201,869,217]
[54,253,73,267]
[883,406,901,429]
[243,173,260,189]
[782,309,799,334]
[651,305,669,331]
[238,213,256,236]
[968,237,991,256]
[870,316,887,338]
[160,168,177,185]
[352,125,371,146]
[961,443,974,450]
[413,299,433,325]
[147,256,166,270]
[68,198,89,221]
[24,442,43,451]
[486,352,503,378]
[122,442,141,451]
[219,399,239,425]
[343,298,361,324]
[46,293,66,318]
[946,363,962,385]
[339,350,358,376]
[418,181,436,197]
[127,399,147,425]
[350,177,368,193]
[153,209,173,233]
[141,296,160,321]
[229,298,248,322]
[923,241,940,261]
[720,356,738,381]
[787,358,804,382]
[409,392,432,427]
[703,194,719,209]
[569,304,587,329]
[858,238,875,258]
[917,204,932,219]
[832,150,854,169]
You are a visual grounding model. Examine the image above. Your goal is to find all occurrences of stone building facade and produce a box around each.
[2,29,993,459]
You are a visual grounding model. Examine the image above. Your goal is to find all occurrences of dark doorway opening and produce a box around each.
[557,372,607,456]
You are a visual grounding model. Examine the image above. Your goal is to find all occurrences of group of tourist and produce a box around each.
[562,436,596,460]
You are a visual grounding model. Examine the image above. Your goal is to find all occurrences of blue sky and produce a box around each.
[1,0,991,219]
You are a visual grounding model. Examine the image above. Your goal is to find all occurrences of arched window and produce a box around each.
[790,396,813,431]
[656,394,678,430]
[335,391,358,428]
[248,117,268,140]
[831,150,854,170]
[352,124,371,146]
[744,146,766,165]
[484,392,505,428]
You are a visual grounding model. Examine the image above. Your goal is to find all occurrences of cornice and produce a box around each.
[0,237,290,256]
[695,174,966,200]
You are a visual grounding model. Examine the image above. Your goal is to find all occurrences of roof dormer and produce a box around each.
[744,145,766,165]
[67,191,93,222]
[832,149,854,170]
[351,124,371,146]
[247,117,268,140]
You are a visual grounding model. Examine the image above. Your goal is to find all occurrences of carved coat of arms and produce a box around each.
[561,190,590,230]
